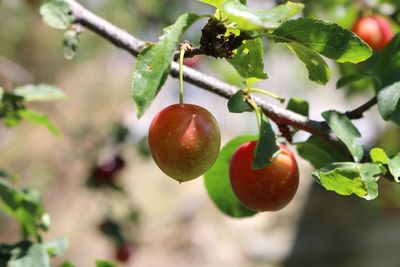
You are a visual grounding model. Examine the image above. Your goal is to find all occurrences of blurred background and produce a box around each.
[1,0,400,266]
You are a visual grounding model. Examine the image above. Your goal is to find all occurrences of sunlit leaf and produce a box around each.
[287,43,330,84]
[39,0,73,30]
[312,162,381,200]
[273,18,372,63]
[14,84,66,102]
[18,109,61,137]
[95,260,118,267]
[220,0,304,30]
[228,38,268,79]
[131,13,201,117]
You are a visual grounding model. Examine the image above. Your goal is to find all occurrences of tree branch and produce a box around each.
[64,0,348,153]
[345,97,377,119]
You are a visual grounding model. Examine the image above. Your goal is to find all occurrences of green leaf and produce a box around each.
[59,261,75,267]
[296,136,349,169]
[63,30,80,60]
[322,110,363,162]
[0,170,18,182]
[312,162,380,200]
[228,38,268,79]
[0,87,3,101]
[44,237,67,257]
[388,153,400,182]
[18,109,61,137]
[287,43,330,84]
[369,148,400,182]
[227,90,252,113]
[198,0,224,8]
[131,13,200,117]
[0,180,46,239]
[14,84,66,102]
[39,0,73,30]
[377,82,400,121]
[252,114,280,169]
[336,74,381,89]
[95,260,118,267]
[220,0,304,30]
[370,147,389,164]
[373,34,400,87]
[272,18,372,63]
[359,163,381,200]
[204,135,257,218]
[10,243,50,267]
[286,97,309,116]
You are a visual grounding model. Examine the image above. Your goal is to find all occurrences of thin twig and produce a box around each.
[345,97,377,119]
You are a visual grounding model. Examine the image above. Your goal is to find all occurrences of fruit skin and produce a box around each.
[148,103,221,182]
[115,243,133,263]
[351,15,394,51]
[184,55,202,69]
[229,142,299,212]
[90,154,125,185]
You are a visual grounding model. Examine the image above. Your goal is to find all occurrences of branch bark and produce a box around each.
[345,97,377,119]
[64,0,346,152]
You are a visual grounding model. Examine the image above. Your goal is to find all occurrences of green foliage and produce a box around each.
[296,136,349,169]
[370,148,400,182]
[204,135,257,218]
[14,84,66,102]
[59,261,76,267]
[0,85,64,136]
[40,0,73,30]
[0,180,48,240]
[228,38,268,79]
[336,73,381,89]
[312,162,381,200]
[198,0,225,7]
[131,13,201,117]
[96,260,119,267]
[63,29,81,60]
[287,43,330,84]
[227,90,252,113]
[3,238,67,267]
[272,18,373,64]
[0,170,17,182]
[19,110,61,137]
[373,34,400,88]
[377,82,400,125]
[322,110,364,162]
[286,97,309,116]
[219,0,304,30]
[252,114,280,169]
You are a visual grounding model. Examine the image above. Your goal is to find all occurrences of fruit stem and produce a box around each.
[179,47,185,104]
[247,97,262,128]
[248,87,285,103]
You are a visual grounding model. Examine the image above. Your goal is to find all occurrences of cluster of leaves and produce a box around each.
[0,134,121,266]
[0,174,71,266]
[0,84,64,136]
